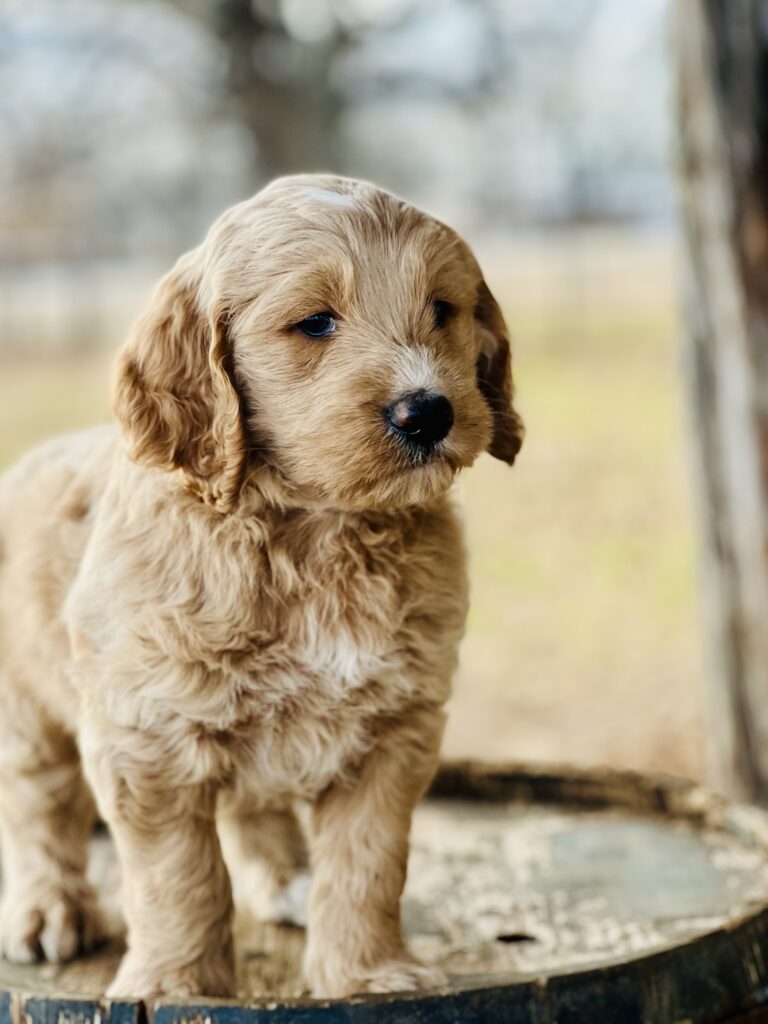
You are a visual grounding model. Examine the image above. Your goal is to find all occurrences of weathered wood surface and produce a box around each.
[3,762,768,1022]
[676,0,768,803]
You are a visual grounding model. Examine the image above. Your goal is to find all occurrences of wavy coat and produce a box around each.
[0,175,522,999]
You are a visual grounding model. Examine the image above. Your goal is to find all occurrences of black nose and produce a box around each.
[386,390,454,449]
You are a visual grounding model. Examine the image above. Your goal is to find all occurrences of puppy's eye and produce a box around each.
[432,299,451,329]
[297,312,337,338]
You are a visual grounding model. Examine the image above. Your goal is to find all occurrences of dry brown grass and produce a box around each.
[446,230,703,780]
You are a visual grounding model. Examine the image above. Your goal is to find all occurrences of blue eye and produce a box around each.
[297,313,336,338]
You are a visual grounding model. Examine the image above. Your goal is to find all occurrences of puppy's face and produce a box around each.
[115,176,523,512]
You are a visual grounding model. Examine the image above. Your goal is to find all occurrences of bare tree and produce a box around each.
[212,0,349,182]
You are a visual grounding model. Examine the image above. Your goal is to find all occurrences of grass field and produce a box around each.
[0,229,704,781]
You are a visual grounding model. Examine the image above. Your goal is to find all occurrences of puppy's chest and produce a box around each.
[198,516,412,720]
[183,519,415,793]
[75,500,460,796]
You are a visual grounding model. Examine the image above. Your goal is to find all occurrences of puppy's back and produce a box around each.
[0,425,117,727]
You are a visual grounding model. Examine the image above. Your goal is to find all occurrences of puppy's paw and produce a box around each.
[306,951,447,998]
[0,884,106,964]
[351,958,448,995]
[107,952,236,1001]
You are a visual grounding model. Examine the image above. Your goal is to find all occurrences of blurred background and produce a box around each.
[0,0,701,779]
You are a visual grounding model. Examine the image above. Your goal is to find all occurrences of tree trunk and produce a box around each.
[215,0,345,185]
[676,1,768,802]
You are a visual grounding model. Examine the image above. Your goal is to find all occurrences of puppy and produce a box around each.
[0,175,522,1000]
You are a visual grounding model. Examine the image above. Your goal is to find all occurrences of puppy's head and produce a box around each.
[114,175,524,512]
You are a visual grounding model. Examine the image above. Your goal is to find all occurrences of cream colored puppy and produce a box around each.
[0,175,522,1000]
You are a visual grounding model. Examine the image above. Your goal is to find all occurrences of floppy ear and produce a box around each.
[474,279,525,465]
[113,259,246,513]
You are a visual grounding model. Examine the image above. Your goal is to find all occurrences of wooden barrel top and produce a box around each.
[3,760,768,1023]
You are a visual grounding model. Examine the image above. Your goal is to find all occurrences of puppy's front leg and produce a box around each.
[81,727,235,1001]
[303,708,446,998]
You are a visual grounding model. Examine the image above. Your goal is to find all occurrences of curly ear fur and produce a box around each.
[474,279,525,465]
[113,257,246,513]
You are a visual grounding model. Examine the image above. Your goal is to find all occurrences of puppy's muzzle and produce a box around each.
[385,390,454,451]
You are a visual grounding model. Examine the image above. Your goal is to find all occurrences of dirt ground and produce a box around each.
[0,228,706,783]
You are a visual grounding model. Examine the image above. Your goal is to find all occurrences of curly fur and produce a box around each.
[0,175,522,999]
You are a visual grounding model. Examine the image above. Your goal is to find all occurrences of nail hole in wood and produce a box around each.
[496,932,536,944]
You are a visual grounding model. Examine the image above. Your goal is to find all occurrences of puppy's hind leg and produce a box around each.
[218,799,310,927]
[0,693,106,964]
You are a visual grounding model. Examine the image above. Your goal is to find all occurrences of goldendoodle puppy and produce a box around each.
[0,175,523,1000]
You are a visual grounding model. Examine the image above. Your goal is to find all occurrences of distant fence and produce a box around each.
[0,261,163,353]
